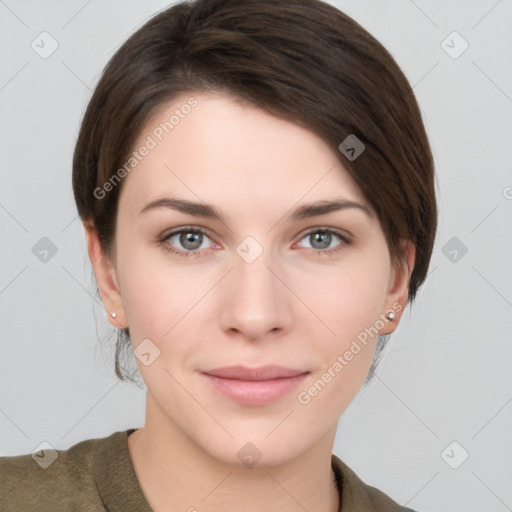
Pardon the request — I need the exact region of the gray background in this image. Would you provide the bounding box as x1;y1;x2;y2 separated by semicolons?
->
1;1;511;510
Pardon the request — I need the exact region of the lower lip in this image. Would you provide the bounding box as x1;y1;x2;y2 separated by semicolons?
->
202;373;309;406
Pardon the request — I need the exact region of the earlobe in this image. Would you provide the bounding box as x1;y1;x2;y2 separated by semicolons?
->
379;240;415;335
83;221;127;328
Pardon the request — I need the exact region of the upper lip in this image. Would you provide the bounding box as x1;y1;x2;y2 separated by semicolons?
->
203;365;309;381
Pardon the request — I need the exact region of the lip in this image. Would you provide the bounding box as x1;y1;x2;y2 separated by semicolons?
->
203;365;308;380
201;365;309;406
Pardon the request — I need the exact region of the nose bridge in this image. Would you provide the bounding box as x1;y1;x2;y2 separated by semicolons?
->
222;233;288;336
233;233;279;298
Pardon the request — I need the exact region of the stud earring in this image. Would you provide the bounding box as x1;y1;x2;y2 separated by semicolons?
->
111;312;117;319
386;311;395;321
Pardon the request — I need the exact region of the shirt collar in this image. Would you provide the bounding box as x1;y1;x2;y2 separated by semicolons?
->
94;429;153;512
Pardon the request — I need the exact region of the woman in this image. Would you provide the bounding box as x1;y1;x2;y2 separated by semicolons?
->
0;0;436;510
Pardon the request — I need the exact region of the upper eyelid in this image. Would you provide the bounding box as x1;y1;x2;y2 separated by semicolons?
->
163;225;216;242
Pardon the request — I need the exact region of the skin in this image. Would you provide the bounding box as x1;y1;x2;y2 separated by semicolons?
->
85;91;415;512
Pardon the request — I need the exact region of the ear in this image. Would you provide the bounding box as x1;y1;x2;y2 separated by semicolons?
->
83;221;127;329
379;240;415;335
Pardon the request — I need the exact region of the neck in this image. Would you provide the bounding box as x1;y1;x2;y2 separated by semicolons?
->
127;393;340;512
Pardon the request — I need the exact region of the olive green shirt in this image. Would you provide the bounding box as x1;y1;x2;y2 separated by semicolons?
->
0;429;416;511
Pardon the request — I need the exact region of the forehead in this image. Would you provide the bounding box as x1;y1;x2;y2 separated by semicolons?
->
118;91;370;220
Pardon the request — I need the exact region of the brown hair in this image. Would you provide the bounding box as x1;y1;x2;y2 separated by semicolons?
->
72;0;438;384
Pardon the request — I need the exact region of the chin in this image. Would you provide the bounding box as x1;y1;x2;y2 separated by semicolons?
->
197;426;313;469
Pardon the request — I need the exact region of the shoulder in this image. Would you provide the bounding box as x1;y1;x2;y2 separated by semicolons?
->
331;454;418;512
0;431;126;512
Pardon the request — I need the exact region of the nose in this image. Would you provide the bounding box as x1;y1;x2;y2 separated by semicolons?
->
220;242;292;341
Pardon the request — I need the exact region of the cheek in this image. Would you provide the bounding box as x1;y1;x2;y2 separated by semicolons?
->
294;251;390;397
115;237;175;341
298;250;390;343
119;233;390;336
117;225;390;367
115;238;222;366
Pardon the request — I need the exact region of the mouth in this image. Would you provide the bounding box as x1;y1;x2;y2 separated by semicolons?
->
201;365;310;406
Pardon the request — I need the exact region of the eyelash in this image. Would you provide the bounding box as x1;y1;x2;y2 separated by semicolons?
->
158;226;351;258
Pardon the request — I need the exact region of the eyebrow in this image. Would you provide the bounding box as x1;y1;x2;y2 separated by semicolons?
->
139;196;371;222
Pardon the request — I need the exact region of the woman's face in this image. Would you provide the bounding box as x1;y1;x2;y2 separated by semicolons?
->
90;90;413;466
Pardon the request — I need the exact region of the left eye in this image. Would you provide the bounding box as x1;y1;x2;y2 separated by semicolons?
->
296;229;348;252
